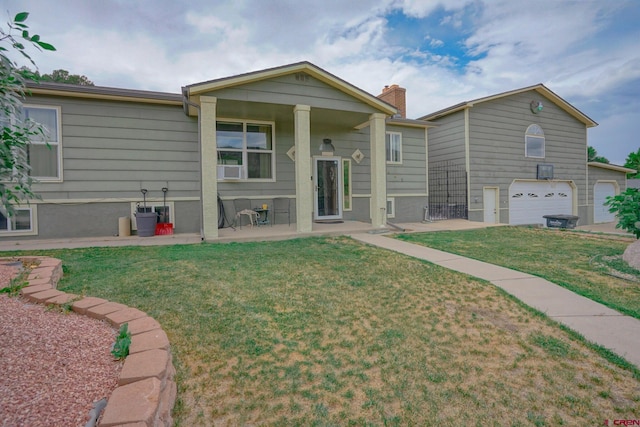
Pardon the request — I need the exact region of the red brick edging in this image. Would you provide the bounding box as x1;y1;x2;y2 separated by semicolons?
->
15;257;177;427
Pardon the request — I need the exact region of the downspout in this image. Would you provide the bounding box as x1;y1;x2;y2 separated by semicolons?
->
182;93;205;241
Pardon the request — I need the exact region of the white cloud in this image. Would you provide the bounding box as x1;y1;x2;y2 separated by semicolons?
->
3;0;638;163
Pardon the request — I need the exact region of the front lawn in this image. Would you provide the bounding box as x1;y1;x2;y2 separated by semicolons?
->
3;236;639;425
395;227;640;319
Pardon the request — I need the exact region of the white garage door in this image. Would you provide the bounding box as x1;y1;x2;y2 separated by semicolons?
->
509;181;573;225
594;182;616;223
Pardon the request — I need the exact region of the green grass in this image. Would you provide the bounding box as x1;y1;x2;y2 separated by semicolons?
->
396;226;640;319
3;236;640;425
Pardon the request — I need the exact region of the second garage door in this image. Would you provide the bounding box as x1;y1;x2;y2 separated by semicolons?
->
594;182;616;223
509;181;574;225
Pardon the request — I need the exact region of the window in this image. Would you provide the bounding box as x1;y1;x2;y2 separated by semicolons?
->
24;106;62;180
386;198;395;218
0;207;34;234
525;124;545;158
216;120;274;180
130;202;175;230
385;132;402;164
1;105;61;181
342;159;352;211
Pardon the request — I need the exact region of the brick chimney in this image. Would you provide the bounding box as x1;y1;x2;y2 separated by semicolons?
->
377;84;406;118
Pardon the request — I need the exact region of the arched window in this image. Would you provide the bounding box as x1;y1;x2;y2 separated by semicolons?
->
525;124;545;158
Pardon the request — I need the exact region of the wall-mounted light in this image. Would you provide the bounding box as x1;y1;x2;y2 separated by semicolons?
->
319;138;335;153
530;100;543;114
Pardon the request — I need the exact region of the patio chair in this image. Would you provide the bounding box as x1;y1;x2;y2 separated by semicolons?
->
272;197;291;226
233;198;253;228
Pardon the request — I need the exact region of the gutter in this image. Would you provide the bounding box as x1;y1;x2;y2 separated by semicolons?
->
182;94;205;241
386;222;406;232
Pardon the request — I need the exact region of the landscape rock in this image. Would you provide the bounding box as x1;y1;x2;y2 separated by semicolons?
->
623;239;640;270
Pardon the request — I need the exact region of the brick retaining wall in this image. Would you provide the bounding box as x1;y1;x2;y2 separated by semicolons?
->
13;256;176;427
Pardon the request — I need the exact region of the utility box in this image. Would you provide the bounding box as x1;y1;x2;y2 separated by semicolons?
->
543;214;579;229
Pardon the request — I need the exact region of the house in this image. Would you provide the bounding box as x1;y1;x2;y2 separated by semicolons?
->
418;84;632;226
2;62;432;241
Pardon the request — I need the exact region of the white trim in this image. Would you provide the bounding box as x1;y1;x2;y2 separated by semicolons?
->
386;197;395;218
525;124;545;159
588;162;636;174
24;104;63;182
508;180;576;225
313;156;343;221
593;180;618;223
130;201;175;231
387;193;429;197
342;158;352;211
483;186;499;224
0;205;38;237
30;196;198;204
216;118;276;182
385;131;402;164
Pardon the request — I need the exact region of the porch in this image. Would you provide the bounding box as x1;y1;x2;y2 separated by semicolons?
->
0;220;503;251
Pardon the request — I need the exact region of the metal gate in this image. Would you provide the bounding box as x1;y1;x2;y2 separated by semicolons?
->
428;161;468;220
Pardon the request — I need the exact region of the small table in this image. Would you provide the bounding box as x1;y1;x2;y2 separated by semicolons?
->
253;208;269;226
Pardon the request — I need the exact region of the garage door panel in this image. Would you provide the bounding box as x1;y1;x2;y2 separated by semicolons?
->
594;182;616;223
509;181;573;225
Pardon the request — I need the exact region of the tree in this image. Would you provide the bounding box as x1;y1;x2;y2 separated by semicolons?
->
624;148;640;179
587;146;609;164
605;188;640;238
0;12;55;217
22;67;94;86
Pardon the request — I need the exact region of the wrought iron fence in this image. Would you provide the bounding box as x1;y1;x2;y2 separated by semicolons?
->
428;161;468;220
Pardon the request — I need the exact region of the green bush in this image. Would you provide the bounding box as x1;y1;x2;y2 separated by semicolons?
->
605;188;640;238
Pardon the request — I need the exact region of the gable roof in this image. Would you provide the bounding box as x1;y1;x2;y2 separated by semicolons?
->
419;84;597;128
182;61;397;115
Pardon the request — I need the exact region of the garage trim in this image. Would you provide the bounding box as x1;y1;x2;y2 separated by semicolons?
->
508;179;577;225
593;180;619;223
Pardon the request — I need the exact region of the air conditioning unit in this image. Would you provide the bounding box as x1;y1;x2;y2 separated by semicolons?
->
218;165;243;180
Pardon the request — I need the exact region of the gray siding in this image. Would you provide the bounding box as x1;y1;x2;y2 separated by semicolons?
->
210;74;380;114
386;125;427;195
588;165;628;194
466;91;588;224
28;95;200;200
10;200;200;240
425;111;466;165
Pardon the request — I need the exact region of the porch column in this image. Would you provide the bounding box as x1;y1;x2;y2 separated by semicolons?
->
200;96;218;240
294;104;312;233
370;113;387;228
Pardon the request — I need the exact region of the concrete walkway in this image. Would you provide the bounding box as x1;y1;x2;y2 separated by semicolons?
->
352;232;640;368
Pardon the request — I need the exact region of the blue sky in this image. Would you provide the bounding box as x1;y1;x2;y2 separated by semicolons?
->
4;0;639;164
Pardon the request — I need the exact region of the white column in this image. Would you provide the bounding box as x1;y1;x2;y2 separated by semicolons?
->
370;113;387;228
200;96;218;240
294;105;312;233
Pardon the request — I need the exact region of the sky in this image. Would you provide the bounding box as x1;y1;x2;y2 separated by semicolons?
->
4;0;639;165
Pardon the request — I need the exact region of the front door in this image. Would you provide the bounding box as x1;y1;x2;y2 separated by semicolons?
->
314;157;342;220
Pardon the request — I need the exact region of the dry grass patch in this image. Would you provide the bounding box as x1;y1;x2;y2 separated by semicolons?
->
396;226;640;319
5;237;640;425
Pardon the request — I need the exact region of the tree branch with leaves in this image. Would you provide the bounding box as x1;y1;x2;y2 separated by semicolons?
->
0;12;55;217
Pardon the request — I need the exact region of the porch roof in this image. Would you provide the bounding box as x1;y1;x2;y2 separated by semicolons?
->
182;61;398;117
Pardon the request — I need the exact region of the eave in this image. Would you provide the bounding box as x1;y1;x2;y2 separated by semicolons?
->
183;61;397;116
588;162;636;174
26;81;183;105
419;84;598;128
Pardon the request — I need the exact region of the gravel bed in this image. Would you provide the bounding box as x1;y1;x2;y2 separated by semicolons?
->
0;263;122;427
